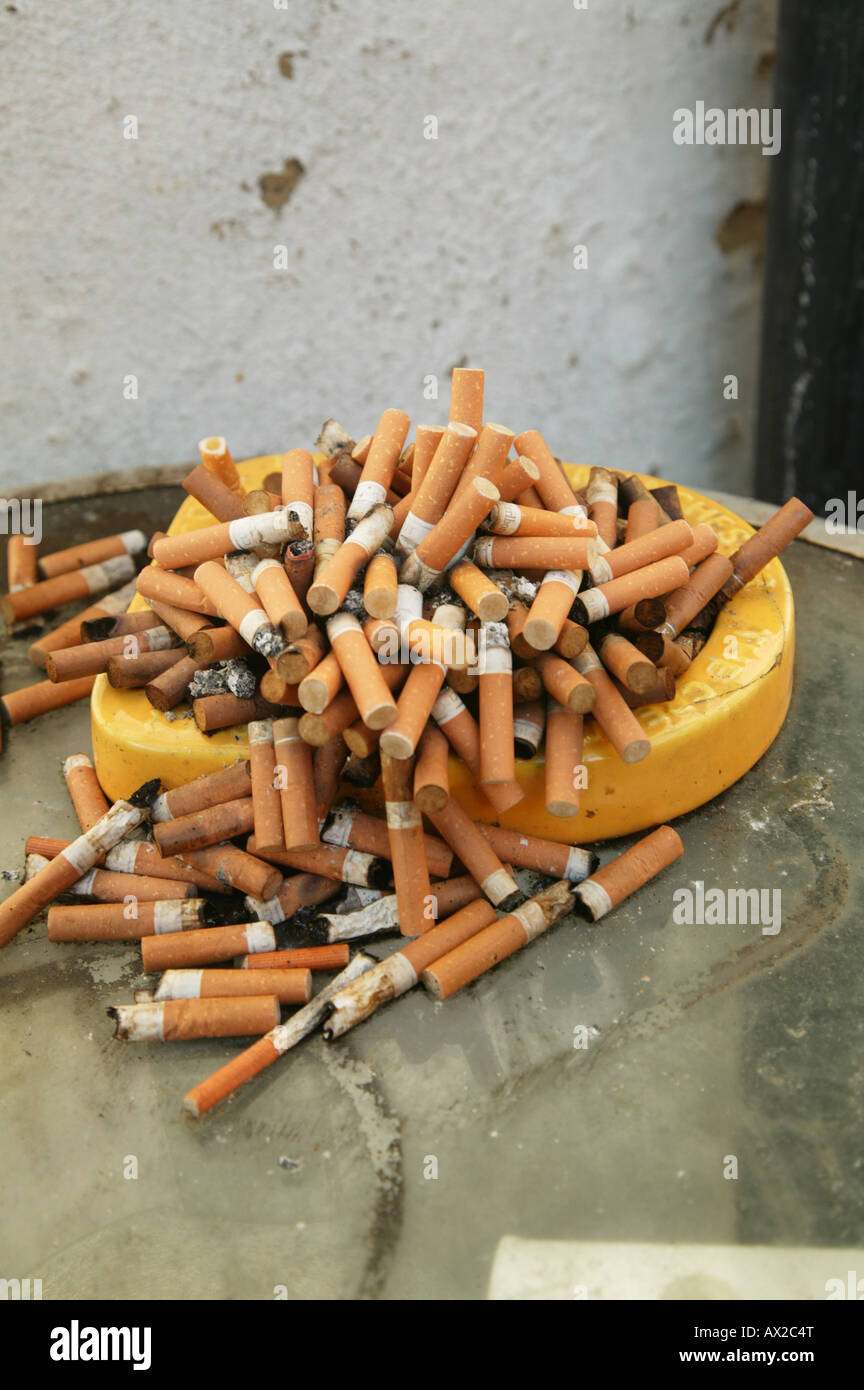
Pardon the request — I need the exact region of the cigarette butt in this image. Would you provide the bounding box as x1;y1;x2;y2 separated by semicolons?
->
450;422;514;505
273;717;319;850
410;425;446;492
177;842;282;899
281;448;316;538
106;647;185;689
240;943;350;971
111;994;280;1041
145;653;207;710
347;409;411;522
449;559;509;622
657;553;735;639
428;797;521;909
636;630;691;676
186;625;251;664
330;453;400;507
506;601;535;660
182;462;247;522
722;496;814;599
513;696;546;758
251;558;307;642
472;536;597;572
297;688;360;745
282;544;315;606
247;838;390;888
343;717;381;759
555;617;589;660
62;753;110;831
589;518;694;585
1;674;96;726
612;666;677;708
243;871;341;926
38;530;147;580
80;609;163;643
1;554;137;624
535;652;596;714
194;561;283;656
351;435;372;464
193;691;282;733
571;555;690;624
486;503;595;538
597;632;658;695
446;668;478;695
477;622;516;788
248;720;285;853
617;597;668;633
449;367;484;434
380;752;431;936
480;822;595;881
586;467;619;550
431;684;482;772
48;898;209;942
0;793;153;948
24;837;227;896
326;614;398;729
573;644;651;763
152;796;254;856
313;483;347;578
144;598;212;645
406;477;500;585
396;424;476;554
678;523;720;569
523;570;582;650
154;968;311;1006
315;419;353;459
26;580;135;667
307;504;395;615
380;660;446;759
182;952;375;1115
625;495;663;543
649;484;683;521
323;802;454;879
136;565;219;617
512;431;586;517
7;534;38;593
496;456;541;504
545;701;584;816
68;868;196;903
413;724;450;813
575;825;684;920
141;919;276;971
421;880;574;1000
313;735;349;822
275;624;327;683
363;551;398;619
151;760;251;822
198;436;244;498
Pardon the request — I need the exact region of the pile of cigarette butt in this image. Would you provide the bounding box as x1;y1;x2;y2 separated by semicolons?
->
0;369;814;1116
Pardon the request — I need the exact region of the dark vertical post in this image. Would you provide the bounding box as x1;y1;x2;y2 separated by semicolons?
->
755;1;864;513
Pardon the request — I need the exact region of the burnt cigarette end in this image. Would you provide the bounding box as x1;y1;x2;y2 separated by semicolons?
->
201;897;249;926
369;859;394;890
129;778;162;810
499;888;525;914
106;1006;127;1039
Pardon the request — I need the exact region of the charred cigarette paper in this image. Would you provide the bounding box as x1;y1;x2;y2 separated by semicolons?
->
313;482;347;579
48;898;210;942
247;839;390;889
473;535;597;572
314;871;485;943
62;754;110;831
315;419;354;458
428;797;521;910
308;503;394;616
422;880;575;1000
598;632;658;695
38;530;147;580
380;659;447;760
402;478;500;590
585;468;619;550
0;789;156;949
182;462;247;522
327;613;398;729
571;554;690;624
198;436;244;497
450;559;509;622
347;409;411;522
396;423;476;556
656;553;735;640
545;701;584;817
141;920;276;972
523;570;582;650
154;968;311;1007
449;367;484;435
183;952;375;1115
136;566;219;616
536;652;596;714
177;842;281;899
512;430;588;520
0;673;96;727
721;497;814;600
152;796;254;856
480;823;595;881
574;824;684;920
380;753;432;937
247;720;285;854
271;717;319;850
323;802;454;878
485;503;595;538
413;724;450;813
243;871;341;926
363;551;398;619
589;518;694;585
280;447;316;540
111;994;280;1042
1;554;136;625
80;609;164;644
27;577;137;668
106;648;185;690
151;761;251;822
193;561;284;657
151;513;296;569
477;621;517;792
240;943;350;971
249;559;307;642
573;644;651;763
325;898;498;1038
513;697;546;759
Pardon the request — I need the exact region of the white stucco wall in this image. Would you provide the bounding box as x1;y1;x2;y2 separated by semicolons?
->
0;0;777;495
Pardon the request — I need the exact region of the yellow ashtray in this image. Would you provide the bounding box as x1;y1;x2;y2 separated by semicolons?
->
92;456;794;843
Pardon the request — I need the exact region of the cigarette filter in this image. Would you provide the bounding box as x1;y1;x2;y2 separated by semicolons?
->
154;968;311;1006
141;920;276;971
545;701;584;817
574;825;684;920
48;898;209;942
111;995;280;1041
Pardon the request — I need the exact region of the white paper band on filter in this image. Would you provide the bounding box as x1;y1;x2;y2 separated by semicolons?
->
565;846;595;882
589;556;615;585
349;480;387;520
577;879;614;921
352;886;382;907
100;580;138;614
349;505;394;556
111;1003;165;1042
154;969;203;1001
396;511;435;555
244;894;284;925
587;476;618;508
83;553;136;593
472;537;494;567
68;868;97;894
269;952;377;1054
513;900;552;945
327;612;361;642
150;793;172;823
542;569;582;596
71;800;146;867
577;589;611;623
489;502;522;535
322;806;355;847
325;951;418;1037
244;922;277;953
386;801;422;831
148;626;178;651
574;645;603;675
343;849;377;885
513;717;541;746
152;900;186;934
105;842;140;873
395;584;423;634
431;687;465;726
482;867;519;905
317;894;400;942
238;608;271;645
62;753;92;775
119;529;148;554
477;645;511;675
247;718;274;745
559;503;590;525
